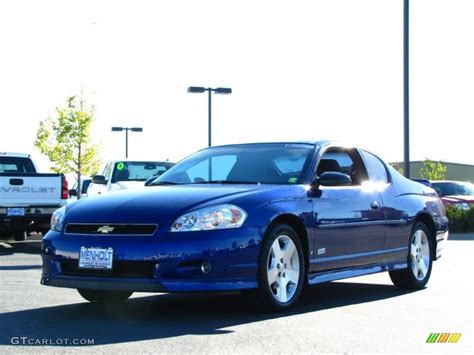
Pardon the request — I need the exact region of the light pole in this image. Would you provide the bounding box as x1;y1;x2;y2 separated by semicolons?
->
187;86;232;147
111;126;143;158
403;0;410;178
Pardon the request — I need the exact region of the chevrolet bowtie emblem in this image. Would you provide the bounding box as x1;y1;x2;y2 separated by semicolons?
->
97;225;115;234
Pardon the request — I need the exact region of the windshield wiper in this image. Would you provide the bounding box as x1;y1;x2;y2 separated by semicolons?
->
148;181;182;186
191;180;260;185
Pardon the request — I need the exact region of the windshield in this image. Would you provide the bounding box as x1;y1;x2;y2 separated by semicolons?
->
432;182;474;196
111;162;173;182
153;143;316;185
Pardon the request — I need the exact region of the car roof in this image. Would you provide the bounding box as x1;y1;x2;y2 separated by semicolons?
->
107;160;173;164
208;140;351;150
431;180;472;184
0;152;30;158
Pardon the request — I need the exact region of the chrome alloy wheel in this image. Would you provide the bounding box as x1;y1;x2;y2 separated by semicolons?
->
410;229;430;281
267;235;300;303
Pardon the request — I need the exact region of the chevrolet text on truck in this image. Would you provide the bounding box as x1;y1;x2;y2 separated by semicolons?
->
0;152;68;240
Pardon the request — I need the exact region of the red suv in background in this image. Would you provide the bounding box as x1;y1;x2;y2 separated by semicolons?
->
431;180;474;210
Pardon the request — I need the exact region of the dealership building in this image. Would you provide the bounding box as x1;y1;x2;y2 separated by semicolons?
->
391;161;474;182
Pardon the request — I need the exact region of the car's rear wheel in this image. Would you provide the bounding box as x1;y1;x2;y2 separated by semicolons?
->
77;289;133;303
14;231;27;241
256;224;304;312
389;222;433;289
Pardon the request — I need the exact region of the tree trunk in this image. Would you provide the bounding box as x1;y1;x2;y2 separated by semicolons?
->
77;143;82;199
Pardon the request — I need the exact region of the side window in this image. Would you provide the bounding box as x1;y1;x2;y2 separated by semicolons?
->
101;163;109;176
103;163;113;182
317;149;368;186
361;150;389;183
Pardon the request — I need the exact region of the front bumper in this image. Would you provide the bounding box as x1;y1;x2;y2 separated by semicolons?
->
41;227;262;292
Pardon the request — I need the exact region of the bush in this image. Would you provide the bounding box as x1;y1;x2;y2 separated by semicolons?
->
445;205;474;232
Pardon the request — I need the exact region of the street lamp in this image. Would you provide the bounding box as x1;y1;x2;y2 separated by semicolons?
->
403;0;410;178
111;126;143;158
187;86;232;147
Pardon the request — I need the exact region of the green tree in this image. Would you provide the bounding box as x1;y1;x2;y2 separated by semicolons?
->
35;96;100;198
419;159;447;180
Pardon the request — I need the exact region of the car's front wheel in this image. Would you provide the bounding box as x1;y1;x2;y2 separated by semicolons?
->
389;222;433;289
257;224;304;312
77;289;133;303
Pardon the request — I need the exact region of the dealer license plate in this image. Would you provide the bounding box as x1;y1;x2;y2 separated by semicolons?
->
79;247;114;269
7;207;25;216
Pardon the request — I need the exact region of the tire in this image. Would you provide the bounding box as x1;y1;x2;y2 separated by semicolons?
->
14;231;27;241
256;224;305;312
77;289;133;303
389;222;433;289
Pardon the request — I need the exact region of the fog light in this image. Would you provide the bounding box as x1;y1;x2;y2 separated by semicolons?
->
201;262;212;274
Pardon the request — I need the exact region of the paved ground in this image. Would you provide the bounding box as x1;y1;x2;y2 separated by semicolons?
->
0;233;472;354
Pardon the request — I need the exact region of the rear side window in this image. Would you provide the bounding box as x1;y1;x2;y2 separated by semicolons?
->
361;150;389;183
0;157;36;173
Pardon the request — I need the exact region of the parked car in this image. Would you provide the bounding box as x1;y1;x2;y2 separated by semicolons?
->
0;152;68;240
68;177;92;201
87;160;174;197
430;180;474;210
41;141;448;311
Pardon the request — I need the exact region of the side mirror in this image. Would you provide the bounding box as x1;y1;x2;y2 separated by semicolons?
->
68;189;77;197
92;175;107;185
315;172;352;187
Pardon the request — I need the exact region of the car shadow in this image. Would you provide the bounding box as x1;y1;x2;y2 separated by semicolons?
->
0;239;42;256
0;265;42;270
0;281;415;346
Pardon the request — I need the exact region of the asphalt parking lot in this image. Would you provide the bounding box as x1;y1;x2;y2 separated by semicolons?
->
0;233;472;353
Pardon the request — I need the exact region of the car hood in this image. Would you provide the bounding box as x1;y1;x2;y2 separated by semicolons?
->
114;181;145;190
441;195;474;204
64;184;303;225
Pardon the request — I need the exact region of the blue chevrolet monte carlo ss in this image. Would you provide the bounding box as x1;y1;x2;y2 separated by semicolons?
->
41;141;448;312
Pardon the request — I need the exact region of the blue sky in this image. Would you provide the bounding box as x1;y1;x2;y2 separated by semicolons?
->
0;0;472;171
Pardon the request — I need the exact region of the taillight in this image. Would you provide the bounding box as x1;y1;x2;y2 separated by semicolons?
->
61;174;68;199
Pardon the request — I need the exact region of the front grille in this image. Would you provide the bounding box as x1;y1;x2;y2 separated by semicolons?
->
65;223;157;235
60;260;156;279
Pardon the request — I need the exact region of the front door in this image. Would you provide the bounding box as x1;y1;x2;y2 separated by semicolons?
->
310;148;386;272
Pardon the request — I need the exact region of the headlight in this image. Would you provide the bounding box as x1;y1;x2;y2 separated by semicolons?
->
51;206;66;232
171;204;247;232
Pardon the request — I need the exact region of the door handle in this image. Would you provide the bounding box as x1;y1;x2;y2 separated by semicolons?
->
9;178;24;186
370;201;380;210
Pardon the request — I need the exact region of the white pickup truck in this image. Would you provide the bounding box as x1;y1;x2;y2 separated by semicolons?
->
87;160;174;197
0;152;68;240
